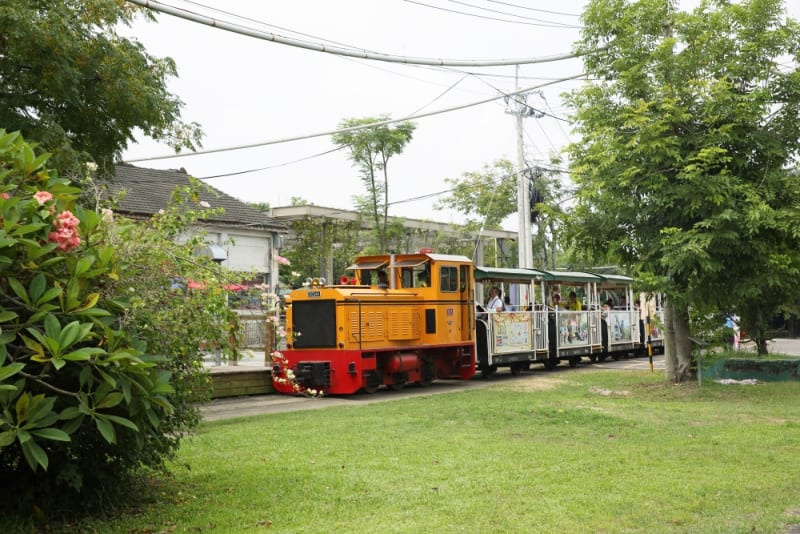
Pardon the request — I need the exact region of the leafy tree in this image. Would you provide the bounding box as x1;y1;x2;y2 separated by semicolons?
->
565;0;800;378
332;116;415;253
0;130;233;514
437;159;567;268
0;0;201;176
282;217;361;285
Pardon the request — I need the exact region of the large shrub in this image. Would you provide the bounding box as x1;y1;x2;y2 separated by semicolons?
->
0;130;236;513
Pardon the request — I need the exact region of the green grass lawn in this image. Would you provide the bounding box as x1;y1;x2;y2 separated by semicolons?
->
16;371;800;533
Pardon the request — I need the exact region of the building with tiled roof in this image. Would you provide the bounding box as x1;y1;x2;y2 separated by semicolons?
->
110;164;286;288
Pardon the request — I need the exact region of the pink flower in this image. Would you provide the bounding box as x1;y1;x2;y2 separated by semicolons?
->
0;193;9;200
33;191;54;205
275;254;291;266
55;211;80;228
47;210;81;252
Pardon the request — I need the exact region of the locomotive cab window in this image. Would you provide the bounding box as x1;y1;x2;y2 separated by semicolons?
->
390;258;430;288
440;266;458;292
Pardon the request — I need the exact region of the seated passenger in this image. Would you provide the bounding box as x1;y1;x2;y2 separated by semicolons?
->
486;287;504;312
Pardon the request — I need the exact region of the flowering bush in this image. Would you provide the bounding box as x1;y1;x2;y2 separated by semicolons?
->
0;130;235;512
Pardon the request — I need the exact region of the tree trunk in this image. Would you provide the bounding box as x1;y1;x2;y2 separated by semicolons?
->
673;304;692;381
663;296;676;379
663;297;692;382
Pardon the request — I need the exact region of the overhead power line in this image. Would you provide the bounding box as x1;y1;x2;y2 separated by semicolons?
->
124;74;585;162
403;0;581;28
126;0;588;67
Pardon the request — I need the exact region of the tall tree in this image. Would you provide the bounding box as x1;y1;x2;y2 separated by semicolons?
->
0;0;201;176
332;116;415;253
565;0;800;379
437;159;567;268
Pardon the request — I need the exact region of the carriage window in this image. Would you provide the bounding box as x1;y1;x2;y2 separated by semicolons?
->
440;266;458;292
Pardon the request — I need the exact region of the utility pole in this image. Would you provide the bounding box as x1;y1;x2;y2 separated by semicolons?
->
505;66;543;304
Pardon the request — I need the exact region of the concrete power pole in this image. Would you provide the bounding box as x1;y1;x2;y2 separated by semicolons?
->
505;66;543;304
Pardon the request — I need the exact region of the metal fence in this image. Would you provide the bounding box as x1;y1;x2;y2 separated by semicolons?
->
236;311;267;349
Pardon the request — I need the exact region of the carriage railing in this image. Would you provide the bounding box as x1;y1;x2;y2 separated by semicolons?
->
553;309;601;349
487;309;549;355
606;310;640;347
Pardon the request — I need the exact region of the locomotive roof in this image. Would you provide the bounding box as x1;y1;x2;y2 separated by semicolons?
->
347;253;472;270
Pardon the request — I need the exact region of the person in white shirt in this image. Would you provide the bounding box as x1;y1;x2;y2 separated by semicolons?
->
486;287;504;312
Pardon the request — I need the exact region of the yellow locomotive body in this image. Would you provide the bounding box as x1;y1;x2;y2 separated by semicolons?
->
272;253;476;395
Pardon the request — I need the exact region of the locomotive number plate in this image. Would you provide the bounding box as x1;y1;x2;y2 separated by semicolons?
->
307;291;321;297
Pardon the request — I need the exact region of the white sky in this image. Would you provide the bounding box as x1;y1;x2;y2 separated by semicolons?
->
120;0;797;231
120;0;588;230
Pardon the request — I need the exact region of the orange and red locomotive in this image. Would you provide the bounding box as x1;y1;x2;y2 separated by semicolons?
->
271;253;476;395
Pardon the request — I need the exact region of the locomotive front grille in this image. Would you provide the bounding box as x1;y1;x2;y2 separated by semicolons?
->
292;300;337;348
294;361;331;389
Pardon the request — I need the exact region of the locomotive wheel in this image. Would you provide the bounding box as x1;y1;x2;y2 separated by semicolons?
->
363;384;379;394
509;362;525;376
480;365;497;378
588;355;598;363
569;356;581;367
389;382;405;391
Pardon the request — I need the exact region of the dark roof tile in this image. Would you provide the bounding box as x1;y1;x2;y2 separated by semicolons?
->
110;164;285;232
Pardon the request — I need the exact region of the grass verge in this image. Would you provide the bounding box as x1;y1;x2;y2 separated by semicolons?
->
8;371;800;533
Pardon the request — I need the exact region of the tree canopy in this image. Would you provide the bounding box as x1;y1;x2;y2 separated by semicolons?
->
0;0;201;175
332;116;416;253
437;159;567;269
565;0;800;373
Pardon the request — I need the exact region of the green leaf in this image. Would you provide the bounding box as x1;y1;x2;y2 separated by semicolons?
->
23;394;56;426
0;430;15;447
96;367;117;388
95;391;124;410
7;277;29;306
57;321;85;351
94;416;116;444
70;308;111;318
103;414;139;432
62;347;105;362
15;393;30;423
0;362;25;381
43;314;61;342
73;256;94;277
0;310;19;323
29;427;71;442
21;438;48;471
35;287;62;307
12;223;46;238
61;414;84;435
29;273;46;304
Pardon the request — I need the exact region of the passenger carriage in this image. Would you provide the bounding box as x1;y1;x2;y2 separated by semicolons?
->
542;270;605;367
473;266;550;377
